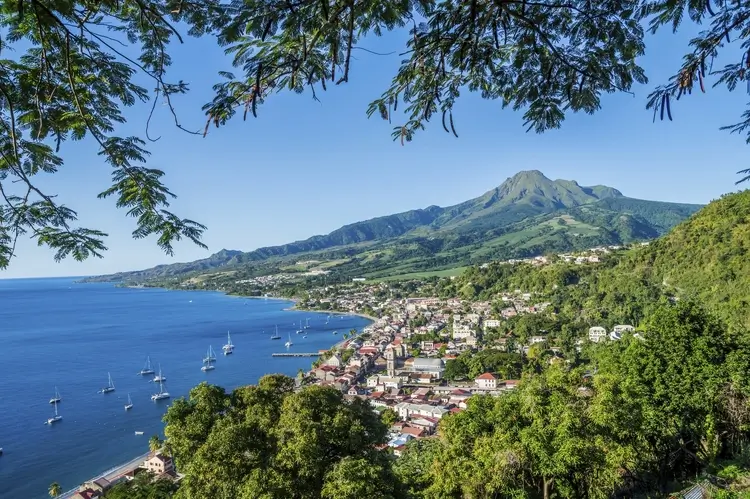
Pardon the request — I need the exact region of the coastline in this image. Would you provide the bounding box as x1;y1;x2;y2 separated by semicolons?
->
51;282;374;497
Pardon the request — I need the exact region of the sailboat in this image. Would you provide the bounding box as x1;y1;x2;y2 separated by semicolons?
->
139;356;155;376
201;346;216;372
153;364;166;383
270;325;281;340
333;330;338;335
125;393;133;411
222;331;234;355
304;318;310;329
151;378;170;401
46;399;62;424
203;345;217;364
325;315;330;324
100;372;115;394
49;387;62;404
296;321;304;334
285;332;293;348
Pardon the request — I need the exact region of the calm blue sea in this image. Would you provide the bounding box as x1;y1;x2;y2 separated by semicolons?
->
0;277;370;498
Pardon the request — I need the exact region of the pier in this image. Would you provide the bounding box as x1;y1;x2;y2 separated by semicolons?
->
271;352;321;357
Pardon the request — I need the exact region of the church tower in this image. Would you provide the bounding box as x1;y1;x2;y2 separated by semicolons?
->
385;347;396;376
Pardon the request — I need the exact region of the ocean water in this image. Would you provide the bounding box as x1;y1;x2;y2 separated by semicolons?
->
0;277;370;498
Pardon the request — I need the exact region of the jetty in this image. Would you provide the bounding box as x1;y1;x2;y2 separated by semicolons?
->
271;352;321;357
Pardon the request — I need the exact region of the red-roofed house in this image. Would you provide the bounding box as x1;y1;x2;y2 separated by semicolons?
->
475;373;498;389
72;490;101;499
401;426;426;438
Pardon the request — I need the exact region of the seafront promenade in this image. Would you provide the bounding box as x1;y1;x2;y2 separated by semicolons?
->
59;451;150;498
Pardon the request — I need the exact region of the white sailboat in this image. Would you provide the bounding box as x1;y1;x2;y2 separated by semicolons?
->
46;399;62;424
201;346;216;372
271;325;281;340
296;321;304;334
153;364;166;383
304;318;310;329
285;332;293;348
139;356;155;376
203;345;217;364
101;372;115;394
222;331;234;355
151;378;170;401
49;386;62;404
125;393;133;411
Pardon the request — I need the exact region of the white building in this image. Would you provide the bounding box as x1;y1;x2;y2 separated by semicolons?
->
412;358;446;379
394;402;450;420
483;319;502;329
588;326;607;343
475;373;497;389
613;324;635;334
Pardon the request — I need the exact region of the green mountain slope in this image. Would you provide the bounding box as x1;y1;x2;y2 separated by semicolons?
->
82;171;703;283
622;189;750;328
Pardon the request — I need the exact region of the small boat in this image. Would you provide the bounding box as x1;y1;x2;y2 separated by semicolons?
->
0;447;3;455
285;332;293;348
46;399;62;425
203;345;217;364
151;378;170;401
333;331;338;335
125;393;133;411
303;335;308;339
135;431;144;436
139;356;155;376
100;372;115;394
304;318;310;329
296;321;304;334
271;325;281;340
153;364;166;383
201;346;216;372
49;386;62;404
222;331;234;355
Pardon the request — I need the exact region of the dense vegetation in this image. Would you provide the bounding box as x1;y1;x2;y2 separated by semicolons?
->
162;375;396;499
150;303;750;499
84;171;700;284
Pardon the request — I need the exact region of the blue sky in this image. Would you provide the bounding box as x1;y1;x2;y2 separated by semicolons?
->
2;23;748;278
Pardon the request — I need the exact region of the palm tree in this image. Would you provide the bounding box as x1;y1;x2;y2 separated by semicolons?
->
149;435;163;453
48;482;61;498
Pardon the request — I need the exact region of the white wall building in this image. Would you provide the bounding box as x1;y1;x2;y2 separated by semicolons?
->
588;326;607;343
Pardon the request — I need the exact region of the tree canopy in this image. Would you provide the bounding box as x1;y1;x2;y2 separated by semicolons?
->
162;375;394;499
0;0;746;269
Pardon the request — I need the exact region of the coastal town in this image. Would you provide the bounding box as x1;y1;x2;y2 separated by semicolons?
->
58;245;642;496
291;247;638;456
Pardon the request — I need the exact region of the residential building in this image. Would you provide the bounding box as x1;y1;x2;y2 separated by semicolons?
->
588;326;607;343
144;452;175;475
475;373;498;390
412;358;445;379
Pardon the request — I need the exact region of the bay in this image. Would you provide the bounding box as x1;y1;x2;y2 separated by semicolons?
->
0;277;370;498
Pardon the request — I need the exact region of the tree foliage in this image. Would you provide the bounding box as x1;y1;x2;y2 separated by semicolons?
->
105;473;178;499
0;0;219;270
396;302;750;497
163;375;393;499
1;0;746;269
